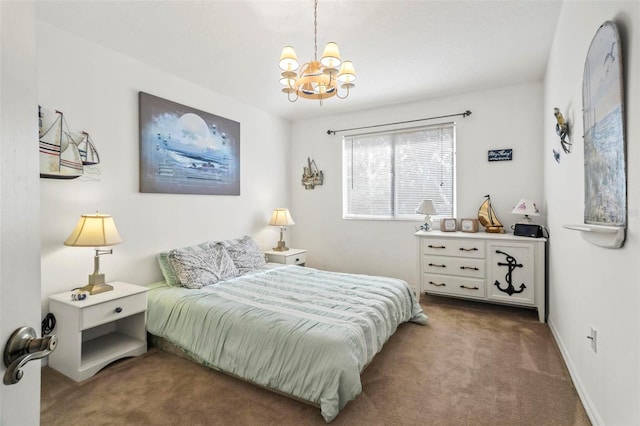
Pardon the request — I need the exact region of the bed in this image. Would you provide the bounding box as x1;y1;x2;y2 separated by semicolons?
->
146;236;427;422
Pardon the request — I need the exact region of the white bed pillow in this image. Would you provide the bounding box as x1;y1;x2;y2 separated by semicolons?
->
222;235;266;274
168;243;238;289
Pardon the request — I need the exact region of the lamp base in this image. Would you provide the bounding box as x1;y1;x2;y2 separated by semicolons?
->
519;215;533;224
420;222;432;231
79;273;113;295
272;240;289;251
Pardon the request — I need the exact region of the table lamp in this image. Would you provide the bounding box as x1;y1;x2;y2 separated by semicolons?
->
511;199;540;224
416;199;437;231
64;213;123;294
268;208;295;251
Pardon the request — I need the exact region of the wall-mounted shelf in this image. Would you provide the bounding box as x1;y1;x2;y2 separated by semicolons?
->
563;224;625;249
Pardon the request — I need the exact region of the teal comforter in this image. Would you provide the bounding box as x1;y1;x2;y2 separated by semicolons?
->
146;265;427;422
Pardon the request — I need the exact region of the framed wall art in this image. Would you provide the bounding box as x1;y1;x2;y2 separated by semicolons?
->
582;21;626;227
488;148;512;162
139;92;240;195
565;21;626;249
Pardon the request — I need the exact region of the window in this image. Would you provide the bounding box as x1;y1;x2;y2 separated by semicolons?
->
343;123;455;220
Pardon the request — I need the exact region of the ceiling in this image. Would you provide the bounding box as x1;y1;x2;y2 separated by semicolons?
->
34;0;563;121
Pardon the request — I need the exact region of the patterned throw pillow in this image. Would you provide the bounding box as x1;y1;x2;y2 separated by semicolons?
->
168;244;238;289
157;241;210;287
223;236;266;274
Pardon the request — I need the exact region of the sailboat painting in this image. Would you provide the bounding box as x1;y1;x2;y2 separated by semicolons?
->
39;106;100;179
138;92;240;195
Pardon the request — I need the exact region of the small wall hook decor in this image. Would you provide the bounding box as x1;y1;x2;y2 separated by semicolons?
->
301;157;323;189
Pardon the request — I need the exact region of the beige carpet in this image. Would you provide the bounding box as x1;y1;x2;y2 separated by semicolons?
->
41;295;590;425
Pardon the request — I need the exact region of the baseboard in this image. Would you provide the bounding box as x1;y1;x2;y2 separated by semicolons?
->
547;316;603;426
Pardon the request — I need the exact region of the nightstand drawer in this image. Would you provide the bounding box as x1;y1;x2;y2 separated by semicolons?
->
81;292;146;330
284;252;306;265
264;248;307;266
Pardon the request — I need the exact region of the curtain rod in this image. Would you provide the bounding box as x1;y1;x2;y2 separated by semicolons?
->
326;110;472;135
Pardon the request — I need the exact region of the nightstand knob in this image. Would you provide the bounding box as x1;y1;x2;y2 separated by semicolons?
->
115;307;123;314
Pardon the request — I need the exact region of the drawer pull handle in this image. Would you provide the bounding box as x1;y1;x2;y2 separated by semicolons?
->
460;266;479;271
428;263;446;268
429;281;446;287
295;258;300;262
428;245;446;249
459;247;478;252
460;285;479;290
114;307;123;314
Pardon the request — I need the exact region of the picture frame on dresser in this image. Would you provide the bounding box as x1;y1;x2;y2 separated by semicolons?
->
461;218;479;233
440;218;457;232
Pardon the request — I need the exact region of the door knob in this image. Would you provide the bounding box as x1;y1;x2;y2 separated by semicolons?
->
3;326;57;385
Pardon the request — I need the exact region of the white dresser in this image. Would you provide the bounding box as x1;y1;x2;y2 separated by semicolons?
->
415;230;546;322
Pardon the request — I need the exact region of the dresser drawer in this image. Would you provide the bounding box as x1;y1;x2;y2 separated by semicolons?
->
422;274;486;299
81;292;147;330
422;256;485;278
421;238;485;258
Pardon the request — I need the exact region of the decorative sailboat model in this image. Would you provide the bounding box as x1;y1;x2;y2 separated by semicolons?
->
478;194;504;233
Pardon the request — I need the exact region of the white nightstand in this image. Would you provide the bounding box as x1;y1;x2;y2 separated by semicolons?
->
264;248;307;266
48;281;149;381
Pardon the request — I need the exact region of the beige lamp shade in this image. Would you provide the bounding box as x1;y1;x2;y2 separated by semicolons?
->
279;46;300;71
337;60;357;83
64;213;123;247
416;200;437;215
268;208;295;227
320;42;342;68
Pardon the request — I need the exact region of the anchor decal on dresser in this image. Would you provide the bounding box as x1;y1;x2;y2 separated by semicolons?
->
494;250;525;296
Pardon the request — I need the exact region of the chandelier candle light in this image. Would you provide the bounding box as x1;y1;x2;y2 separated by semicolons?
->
278;0;356;104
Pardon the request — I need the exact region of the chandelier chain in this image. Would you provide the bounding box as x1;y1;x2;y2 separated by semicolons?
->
313;0;318;61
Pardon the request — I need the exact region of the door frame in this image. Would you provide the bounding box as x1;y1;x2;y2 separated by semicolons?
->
0;2;42;424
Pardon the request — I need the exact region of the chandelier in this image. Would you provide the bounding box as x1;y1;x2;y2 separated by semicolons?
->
278;0;356;104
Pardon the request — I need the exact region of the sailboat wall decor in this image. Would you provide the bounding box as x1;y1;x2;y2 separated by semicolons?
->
478;194;505;233
38;105;100;179
301;157;323;189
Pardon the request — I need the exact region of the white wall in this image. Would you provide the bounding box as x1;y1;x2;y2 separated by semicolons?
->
37;23;291;306
544;2;639;425
290;82;544;288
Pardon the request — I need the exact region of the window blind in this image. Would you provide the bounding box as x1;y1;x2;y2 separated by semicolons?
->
343;123;455;220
